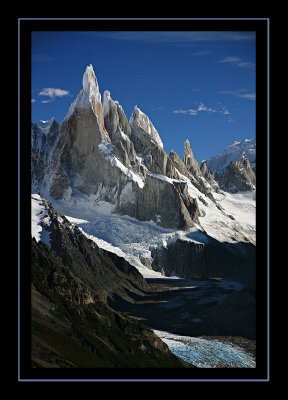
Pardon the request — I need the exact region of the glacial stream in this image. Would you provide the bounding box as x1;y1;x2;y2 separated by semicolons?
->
154;330;256;368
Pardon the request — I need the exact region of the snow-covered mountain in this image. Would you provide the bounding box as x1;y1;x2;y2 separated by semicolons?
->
31;64;256;280
204;139;256;176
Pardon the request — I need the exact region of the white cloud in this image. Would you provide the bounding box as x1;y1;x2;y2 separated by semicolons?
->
39;88;70;99
31;98;36;103
217;56;241;64
216;56;255;68
173;102;231;116
238;93;256;100
173;109;198;116
197;102;208;112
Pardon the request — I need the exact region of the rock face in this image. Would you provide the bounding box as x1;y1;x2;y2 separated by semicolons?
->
31;237;190;368
34;196;148;302
31;65;208;230
183;139;201;176
31;63;255;238
219;152;256;193
151;238;256;284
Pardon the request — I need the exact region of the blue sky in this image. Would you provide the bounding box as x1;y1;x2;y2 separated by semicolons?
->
31;30;256;162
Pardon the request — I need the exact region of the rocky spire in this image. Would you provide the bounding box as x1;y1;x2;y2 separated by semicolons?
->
183;139;200;174
129;106;163;149
65;64;106;131
103;90;131;138
219;151;256;193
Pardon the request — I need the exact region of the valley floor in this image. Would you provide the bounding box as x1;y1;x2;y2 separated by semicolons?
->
110;277;256;368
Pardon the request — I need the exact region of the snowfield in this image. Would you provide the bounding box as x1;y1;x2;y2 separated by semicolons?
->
32;177;255;278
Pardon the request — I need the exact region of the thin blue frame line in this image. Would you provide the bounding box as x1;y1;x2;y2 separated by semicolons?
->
19;16;267;383
18;17;269;21
18;17;21;382
19;380;270;382
266;17;270;382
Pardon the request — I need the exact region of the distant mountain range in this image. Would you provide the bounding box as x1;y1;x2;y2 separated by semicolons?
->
204;138;256;176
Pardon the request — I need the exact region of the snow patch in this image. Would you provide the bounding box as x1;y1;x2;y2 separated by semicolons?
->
98;141;115;155
31;194;51;247
109;156;145;189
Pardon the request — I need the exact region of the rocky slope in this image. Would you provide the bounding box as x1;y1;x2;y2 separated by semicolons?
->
32;194;148;303
31;197;192;368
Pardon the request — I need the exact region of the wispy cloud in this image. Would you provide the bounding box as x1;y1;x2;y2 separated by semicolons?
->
84;31;255;44
38;87;70;103
173;102;231;116
31;98;36;103
216;56;255;68
237;93;256;100
174;109;198;116
219;90;256;101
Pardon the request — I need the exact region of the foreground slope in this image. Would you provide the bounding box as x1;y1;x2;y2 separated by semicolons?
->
31;196;191;368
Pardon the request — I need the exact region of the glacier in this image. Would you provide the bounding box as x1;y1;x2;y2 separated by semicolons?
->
153;330;256;368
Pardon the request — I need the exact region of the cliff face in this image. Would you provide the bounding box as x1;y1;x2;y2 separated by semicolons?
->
151;238;256;285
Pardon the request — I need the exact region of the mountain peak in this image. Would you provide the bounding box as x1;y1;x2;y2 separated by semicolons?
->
65;64;105;130
129;106;163;149
82;64;101;104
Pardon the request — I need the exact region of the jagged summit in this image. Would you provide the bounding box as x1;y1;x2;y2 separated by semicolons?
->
205;138;256;176
82;64;99;95
183;139;201;175
32;64;256;240
129;106;163;149
65;64;105;131
219;151;256;193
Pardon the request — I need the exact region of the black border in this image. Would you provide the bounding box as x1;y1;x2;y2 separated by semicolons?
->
18;18;269;382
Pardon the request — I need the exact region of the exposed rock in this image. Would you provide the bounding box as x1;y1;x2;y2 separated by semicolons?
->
151;238;256;283
219;152;256;193
31;64;254;234
31;237;191;368
200;161;219;192
116;175;196;229
37;196;148;303
204;138;256;176
183;139;201;176
129;105;163;149
103;90;139;169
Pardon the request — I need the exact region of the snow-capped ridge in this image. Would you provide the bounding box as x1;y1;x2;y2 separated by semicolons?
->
205;138;256;176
